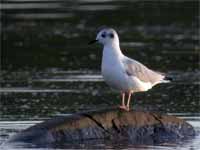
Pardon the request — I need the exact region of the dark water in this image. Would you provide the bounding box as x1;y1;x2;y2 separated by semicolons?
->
0;0;200;149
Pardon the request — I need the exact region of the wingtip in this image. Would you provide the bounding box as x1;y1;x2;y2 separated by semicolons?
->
164;76;173;82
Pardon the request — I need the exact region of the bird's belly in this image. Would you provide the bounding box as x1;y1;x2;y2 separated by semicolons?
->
102;65;129;91
102;65;152;92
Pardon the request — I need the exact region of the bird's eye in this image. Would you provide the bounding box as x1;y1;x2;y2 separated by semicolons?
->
101;33;106;38
109;33;114;38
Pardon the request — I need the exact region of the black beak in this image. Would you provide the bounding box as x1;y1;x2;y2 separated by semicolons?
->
88;40;98;45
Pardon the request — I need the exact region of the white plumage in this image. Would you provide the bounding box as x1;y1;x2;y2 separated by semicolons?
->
90;28;169;111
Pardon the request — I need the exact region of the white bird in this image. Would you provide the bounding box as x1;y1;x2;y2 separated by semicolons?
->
89;28;170;111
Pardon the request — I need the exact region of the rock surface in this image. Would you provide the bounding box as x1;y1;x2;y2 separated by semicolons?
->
8;108;195;147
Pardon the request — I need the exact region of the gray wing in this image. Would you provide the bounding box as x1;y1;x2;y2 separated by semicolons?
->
123;57;165;84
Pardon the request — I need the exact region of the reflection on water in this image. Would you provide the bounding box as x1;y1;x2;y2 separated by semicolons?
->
1;0;199;149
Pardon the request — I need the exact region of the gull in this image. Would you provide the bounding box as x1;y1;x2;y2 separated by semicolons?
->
89;28;170;111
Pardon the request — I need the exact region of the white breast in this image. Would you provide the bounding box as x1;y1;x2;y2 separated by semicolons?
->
101;47;128;91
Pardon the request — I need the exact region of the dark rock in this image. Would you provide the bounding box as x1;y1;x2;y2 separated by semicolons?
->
8;108;195;147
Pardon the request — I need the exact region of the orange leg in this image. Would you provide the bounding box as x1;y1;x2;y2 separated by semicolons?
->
119;92;126;110
126;91;132;111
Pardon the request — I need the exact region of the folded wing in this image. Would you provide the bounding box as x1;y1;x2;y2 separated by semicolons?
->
123;57;166;86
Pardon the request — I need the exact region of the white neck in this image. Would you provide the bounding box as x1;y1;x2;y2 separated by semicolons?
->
103;42;122;58
101;42;124;75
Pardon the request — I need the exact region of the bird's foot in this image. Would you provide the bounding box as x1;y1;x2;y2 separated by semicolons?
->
119;105;130;111
126;107;130;111
119;105;126;110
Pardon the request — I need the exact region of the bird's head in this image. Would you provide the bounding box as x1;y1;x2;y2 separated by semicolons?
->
89;28;119;47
